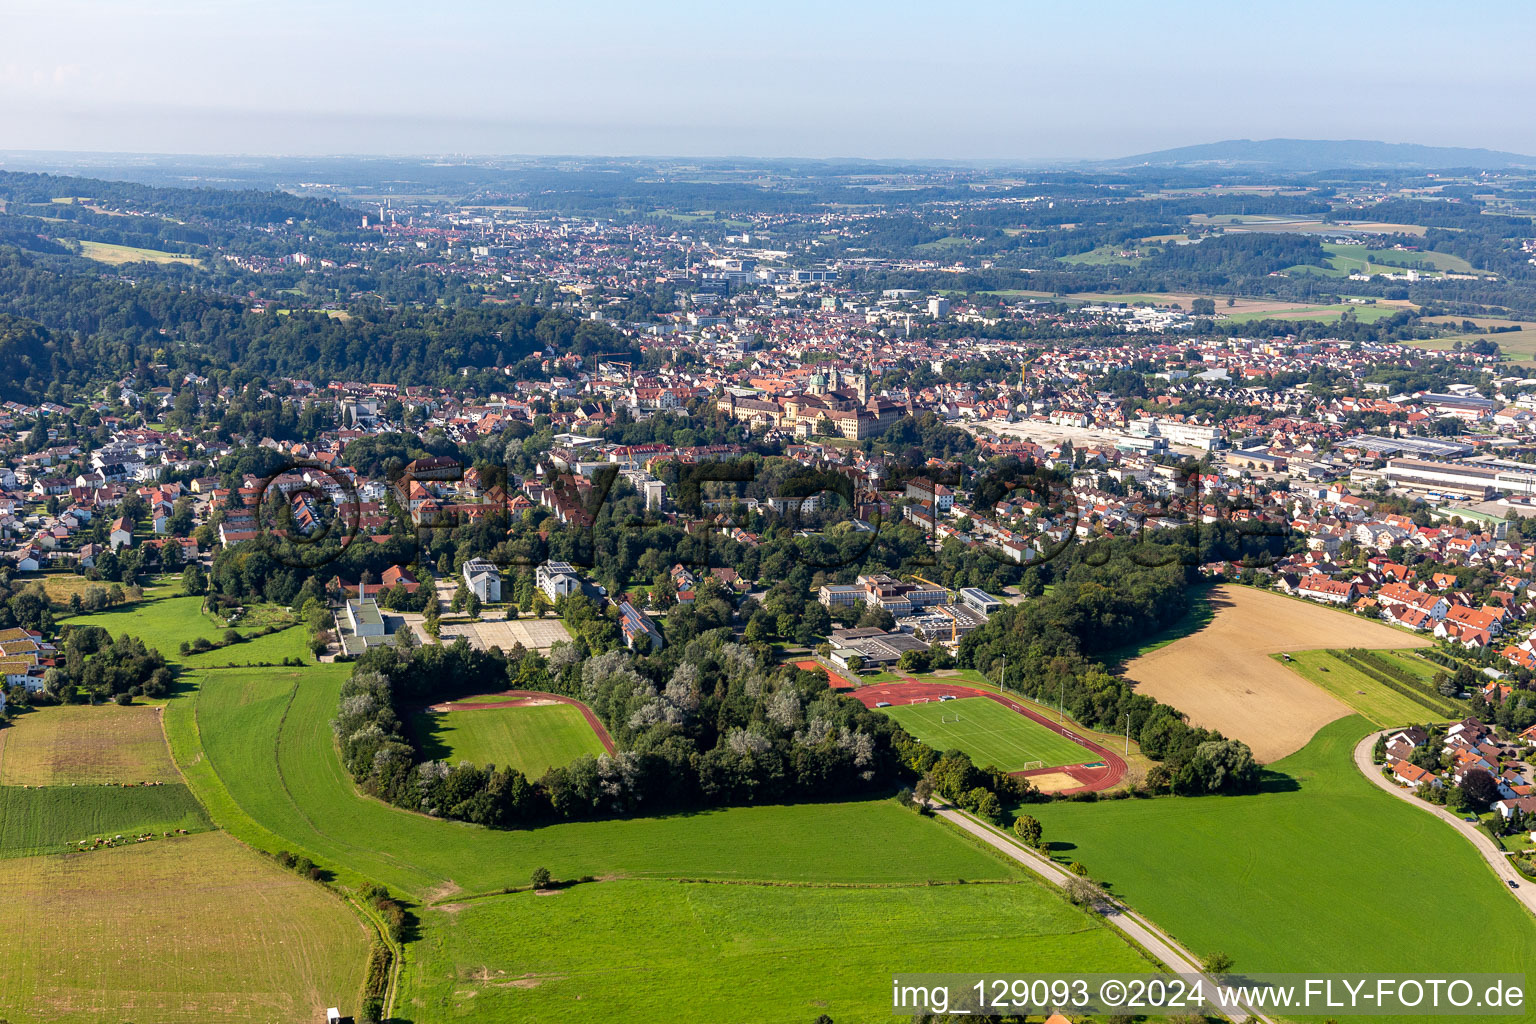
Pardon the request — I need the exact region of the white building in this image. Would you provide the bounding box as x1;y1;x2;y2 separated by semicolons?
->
344;597;385;638
1130;417;1224;450
536;560;581;603
463;559;502;603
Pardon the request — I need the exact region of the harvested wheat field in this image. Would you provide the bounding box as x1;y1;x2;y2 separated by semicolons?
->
1121;586;1429;762
0;832;371;1024
0;705;180;787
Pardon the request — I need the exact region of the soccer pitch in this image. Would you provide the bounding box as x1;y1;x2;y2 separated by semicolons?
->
881;697;1090;772
411;702;608;779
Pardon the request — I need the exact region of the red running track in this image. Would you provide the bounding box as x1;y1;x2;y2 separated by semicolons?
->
427;690;616;755
848;680;1127;794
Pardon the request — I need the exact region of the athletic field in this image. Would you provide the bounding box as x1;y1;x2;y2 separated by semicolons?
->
412;702;607;778
882;697;1089;771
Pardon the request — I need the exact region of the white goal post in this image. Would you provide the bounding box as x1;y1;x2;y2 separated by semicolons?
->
1020;760;1045;771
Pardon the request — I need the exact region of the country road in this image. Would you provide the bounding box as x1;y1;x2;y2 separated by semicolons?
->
1351;731;1536;918
937;806;1277;1024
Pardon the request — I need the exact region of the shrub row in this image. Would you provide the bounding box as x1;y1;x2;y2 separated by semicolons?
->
1330;650;1458;717
272;849;325;882
1351;647;1456;712
176;622;294;656
358;882;410;943
359;942;390;1023
1348;648;1451;702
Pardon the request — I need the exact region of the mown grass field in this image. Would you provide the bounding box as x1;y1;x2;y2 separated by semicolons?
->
1277;648;1464;727
73;238;203;267
179;624;310;668
406;878;1148;1024
1027;718;1536;1000
1285;241;1478;279
411;702;606;778
59;595;306;667
172;666;1024;895
0;704;180;785
1222;302;1404;324
35;572;178;608
1408;316;1536;363
899;671;1156;781
0;832;370;1024
881;697;1087;771
0;784;211;857
168;663;1158;1022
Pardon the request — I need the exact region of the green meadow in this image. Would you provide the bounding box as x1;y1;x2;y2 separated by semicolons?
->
0;784;211;858
165;664;1156;1022
406;878;1145;1024
411;702;606;778
170;666;1026;894
59;594;308;667
1278;649;1464;726
1284;241;1478;279
1027;717;1536;1013
880;697;1089;770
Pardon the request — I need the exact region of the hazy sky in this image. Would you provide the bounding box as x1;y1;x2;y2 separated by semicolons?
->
3;0;1534;160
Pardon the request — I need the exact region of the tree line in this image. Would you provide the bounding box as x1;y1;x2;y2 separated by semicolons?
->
959;539;1262;796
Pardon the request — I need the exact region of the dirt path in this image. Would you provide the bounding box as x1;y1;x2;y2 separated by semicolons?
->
427;690;616;755
850;680;1126;794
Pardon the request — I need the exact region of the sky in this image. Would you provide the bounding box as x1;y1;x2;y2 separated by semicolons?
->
3;0;1534;161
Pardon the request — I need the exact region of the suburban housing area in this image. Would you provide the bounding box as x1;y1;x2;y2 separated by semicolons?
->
6;135;1536;1024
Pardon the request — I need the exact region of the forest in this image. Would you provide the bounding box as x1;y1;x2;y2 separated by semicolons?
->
0;246;633;399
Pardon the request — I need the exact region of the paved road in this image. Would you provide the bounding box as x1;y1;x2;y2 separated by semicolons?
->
937;806;1276;1024
1351;731;1536;917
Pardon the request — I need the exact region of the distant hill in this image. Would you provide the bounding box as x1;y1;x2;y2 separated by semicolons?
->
1099;138;1536;171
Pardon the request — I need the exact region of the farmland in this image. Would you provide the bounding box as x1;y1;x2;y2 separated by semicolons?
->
1187;213;1430;236
1276;648;1465;727
165;663;1159;1022
405;878;1148;1024
1221;301;1406;323
1039;289;1415;324
0;832;370;1024
0;784;210;857
71;239;203;267
0;704;180;785
1120;585;1430;761
1284;241;1479;278
0;680;371;1024
411;701;607;778
1027;717;1536;1012
172;666;1028;893
1410;315;1536;362
880;697;1088;771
